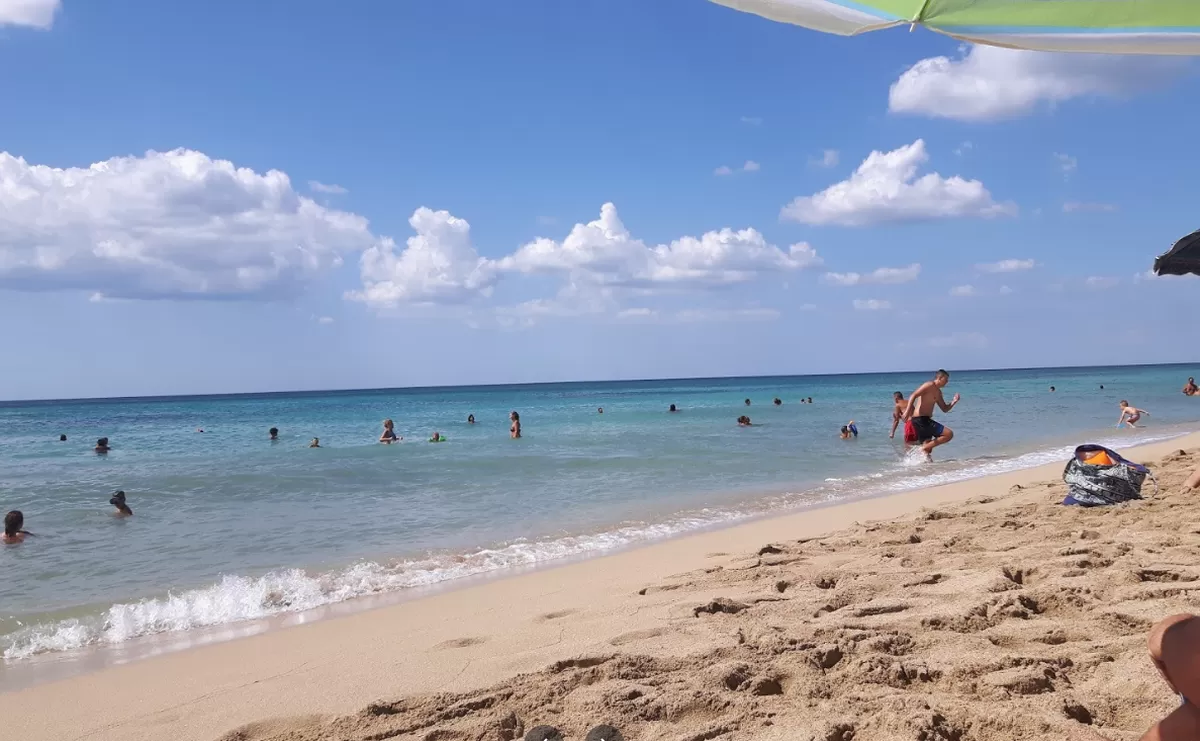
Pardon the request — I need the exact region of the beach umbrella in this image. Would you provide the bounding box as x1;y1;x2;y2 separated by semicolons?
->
711;0;1200;54
1153;229;1200;277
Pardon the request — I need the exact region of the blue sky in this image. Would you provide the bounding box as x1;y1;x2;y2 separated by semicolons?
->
0;0;1197;400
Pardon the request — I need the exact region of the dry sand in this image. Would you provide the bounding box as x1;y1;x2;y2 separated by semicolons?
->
6;435;1200;741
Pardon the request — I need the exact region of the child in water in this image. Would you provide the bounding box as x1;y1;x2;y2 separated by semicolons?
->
94;437;111;454
840;421;858;440
110;490;133;517
310;437;321;448
737;415;752;426
429;432;446;442
1117;401;1150;428
3;511;32;544
379;419;399;443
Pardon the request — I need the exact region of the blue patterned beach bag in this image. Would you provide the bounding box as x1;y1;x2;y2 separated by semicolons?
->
1062;445;1152;507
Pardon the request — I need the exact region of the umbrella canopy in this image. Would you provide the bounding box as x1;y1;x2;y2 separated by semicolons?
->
712;0;1200;54
1154;229;1200;276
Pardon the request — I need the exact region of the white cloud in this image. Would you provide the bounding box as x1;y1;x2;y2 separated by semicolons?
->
715;161;759;176
0;148;374;300
714;165;734;176
496;202;821;291
742;160;761;172
781;140;1015;226
617;307;657;320
308;180;348;195
1054;152;1077;178
949;284;976;297
977;259;1035;274
823;263;920;287
348;207;495;308
740;116;762;126
1063;201;1118;213
853;299;891;311
954;141;973;157
317;316;334;324
888;44;1187;122
616;307;780;324
928;332;988;349
999;285;1014;295
1085;276;1119;289
0;0;59;28
810;149;839;168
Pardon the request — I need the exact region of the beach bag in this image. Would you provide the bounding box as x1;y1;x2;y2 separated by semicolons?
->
1062;444;1152;506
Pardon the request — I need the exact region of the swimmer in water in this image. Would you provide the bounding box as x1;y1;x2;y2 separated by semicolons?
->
773;397;782;406
110;490;132;517
1049;386;1055;392
669;404;678;412
467;414;475;424
510;411;521;439
807;397;813;404
744;398;751;407
3;510;32;544
429;432;445;442
888;391;905;439
1117;400;1149;428
59;434;67;442
737;415;752;426
309;437;321;448
94;437;111;454
598;407;603;414
840;421;858;440
379;419;399;444
1184;378;1199;396
269;427;279;441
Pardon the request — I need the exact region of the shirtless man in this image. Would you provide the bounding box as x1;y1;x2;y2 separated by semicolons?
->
902;370;960;457
888;391;906;439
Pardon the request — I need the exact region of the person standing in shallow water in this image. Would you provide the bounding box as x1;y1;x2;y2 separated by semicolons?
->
94;437;111;454
509;411;521;439
110;491;133;517
269;427;278;441
889;391;906;439
902;369;960;458
379;419;399;443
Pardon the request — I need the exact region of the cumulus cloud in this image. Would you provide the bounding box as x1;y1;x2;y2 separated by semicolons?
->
888;44;1187;122
949;285;976;297
308;180;348;195
742;160;761;172
781;140;1015;226
0;0;59;28
605;306;782;324
928;332;988;349
977;259;1035;274
853;299;891;311
1063;201;1118;213
823;263;920;287
496;203;821;291
714;165;733;176
348;208;495;308
0;148;377;300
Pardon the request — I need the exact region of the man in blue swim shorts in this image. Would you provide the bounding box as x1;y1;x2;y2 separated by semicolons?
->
902;369;960;459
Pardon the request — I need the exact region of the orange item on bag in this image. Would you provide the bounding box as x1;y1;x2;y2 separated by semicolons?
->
1083;450;1115;466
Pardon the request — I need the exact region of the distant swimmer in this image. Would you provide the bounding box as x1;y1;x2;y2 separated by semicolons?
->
467;414;476;424
94;437;111;454
888;391;905;439
902;369;960;458
1049;386;1056;393
510;411;521;439
737;415;753;426
840;421;858;440
379;419;399;444
773;397;782;406
744;398;751;407
3;511;32;544
59;434;67;442
269;427;279;441
807;397;813;404
429;432;446;442
309;437;321;448
1117;400;1149;428
110;490;132;517
1185;378;1199;396
669;404;678;413
1100;385;1104;390
598;407;604;414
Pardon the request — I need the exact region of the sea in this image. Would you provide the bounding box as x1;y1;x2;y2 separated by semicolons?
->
2;364;1198;688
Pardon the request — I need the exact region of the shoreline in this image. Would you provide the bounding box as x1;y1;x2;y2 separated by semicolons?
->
4;432;1197;741
2;424;1189;674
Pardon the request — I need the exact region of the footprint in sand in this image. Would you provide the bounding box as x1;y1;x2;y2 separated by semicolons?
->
536;609;578;622
609;627;668;646
433;636;489;650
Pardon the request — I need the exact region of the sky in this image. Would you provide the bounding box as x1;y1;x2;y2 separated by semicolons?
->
1;0;1198;400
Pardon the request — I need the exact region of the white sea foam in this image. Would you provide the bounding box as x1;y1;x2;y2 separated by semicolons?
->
3;427;1187;662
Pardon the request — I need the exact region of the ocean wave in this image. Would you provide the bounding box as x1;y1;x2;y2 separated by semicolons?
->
3;427;1187;662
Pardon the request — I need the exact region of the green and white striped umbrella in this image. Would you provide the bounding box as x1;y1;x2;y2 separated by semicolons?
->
712;0;1200;54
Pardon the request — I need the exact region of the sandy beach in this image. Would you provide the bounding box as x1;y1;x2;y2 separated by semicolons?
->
6;433;1200;741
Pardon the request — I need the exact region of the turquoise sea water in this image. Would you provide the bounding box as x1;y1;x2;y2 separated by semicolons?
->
2;364;1198;680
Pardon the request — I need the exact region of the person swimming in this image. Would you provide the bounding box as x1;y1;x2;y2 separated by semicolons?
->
773;397;782;406
429;432;446;442
669;404;678;412
110;490;133;517
597;407;604;414
840;421;858;440
1118;400;1149;428
94;437;110;454
59;434;67;441
737;415;752;426
807;397;813;404
269;427;279;441
1049;386;1056;392
309;437;321;448
1184;378;1198;396
510;411;521;439
3;510;32;544
379;419;399;443
467;414;476;424
744;398;751;406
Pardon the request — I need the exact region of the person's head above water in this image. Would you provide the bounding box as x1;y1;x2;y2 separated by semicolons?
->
773;398;782;406
310;437;320;447
383;419;394;429
59;434;67;441
1050;386;1056;392
4;510;24;536
598;407;603;414
933;369;950;388
510;411;519;421
669;404;677;412
95;437;109;450
744;398;751;406
467;414;475;424
110;490;132;516
269;427;278;439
